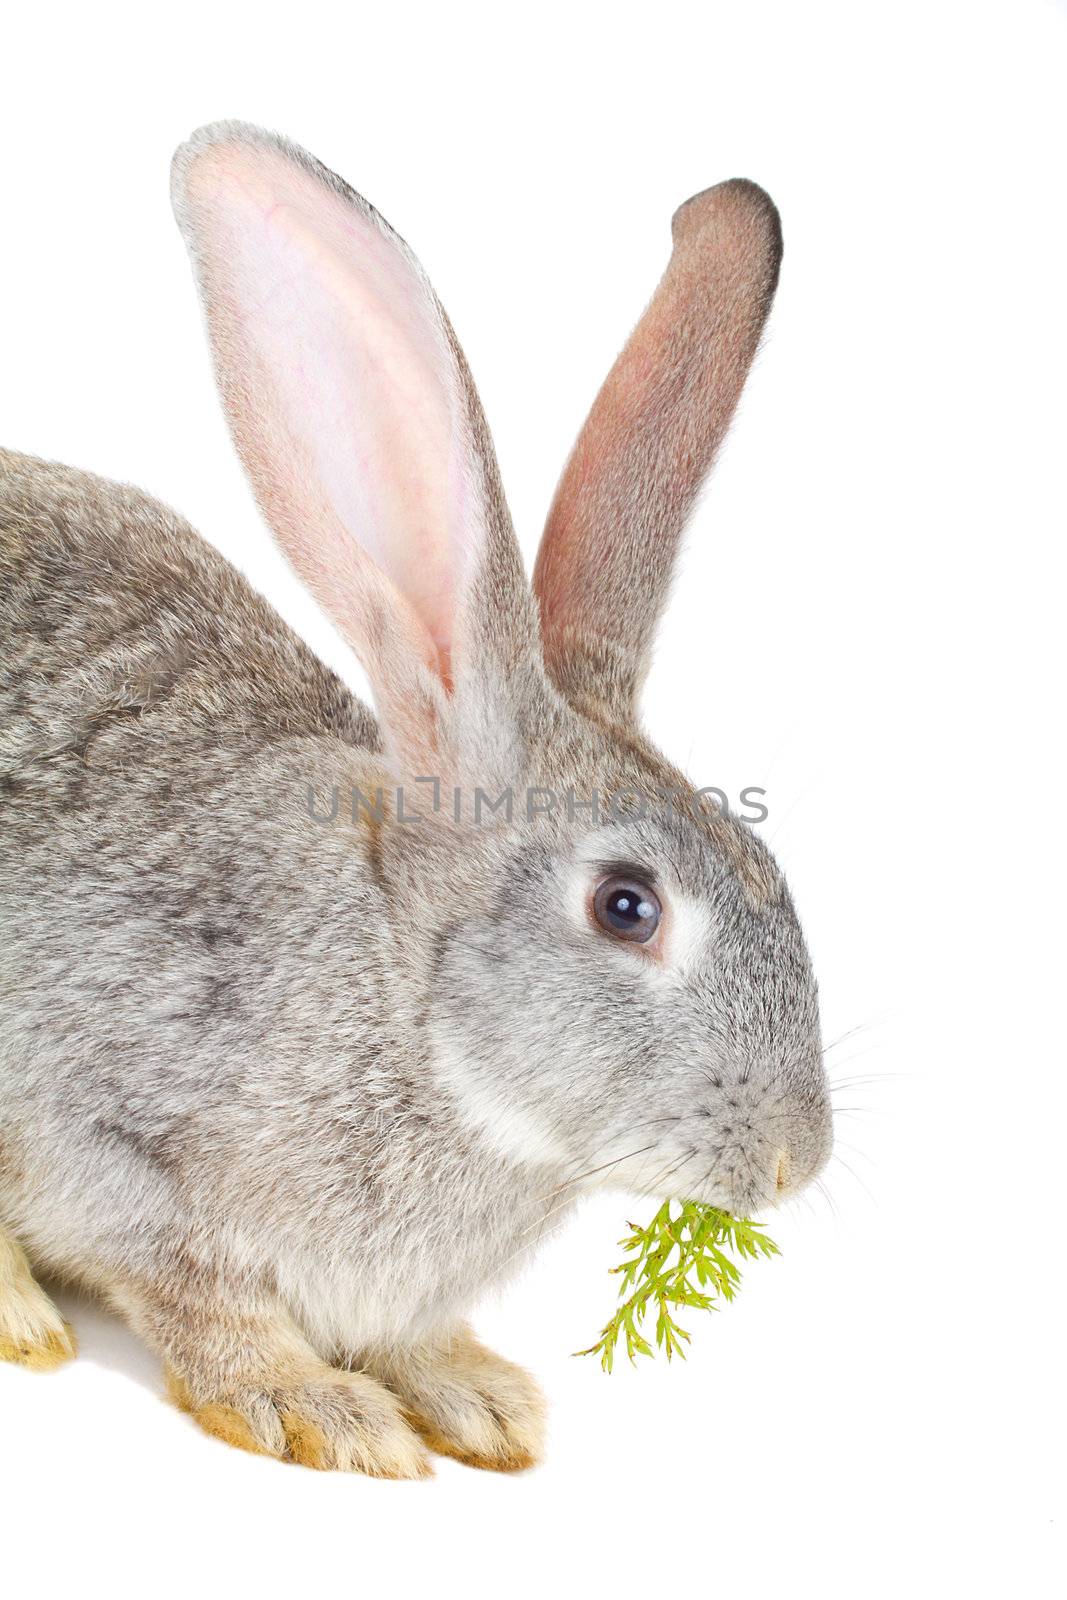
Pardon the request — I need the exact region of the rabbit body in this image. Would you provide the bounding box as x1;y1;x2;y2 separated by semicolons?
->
0;124;832;1474
0;449;557;1351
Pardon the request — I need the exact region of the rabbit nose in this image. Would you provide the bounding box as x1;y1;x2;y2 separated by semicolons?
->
774;1149;790;1193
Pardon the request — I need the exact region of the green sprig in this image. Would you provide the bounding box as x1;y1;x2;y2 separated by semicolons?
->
577;1200;780;1372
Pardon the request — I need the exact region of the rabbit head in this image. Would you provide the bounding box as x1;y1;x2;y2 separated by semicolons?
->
172;123;831;1217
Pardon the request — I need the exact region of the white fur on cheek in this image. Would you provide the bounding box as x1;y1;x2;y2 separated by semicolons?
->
659;893;713;980
430;1032;571;1169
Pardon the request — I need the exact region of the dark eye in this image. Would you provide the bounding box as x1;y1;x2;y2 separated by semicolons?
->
592;877;662;944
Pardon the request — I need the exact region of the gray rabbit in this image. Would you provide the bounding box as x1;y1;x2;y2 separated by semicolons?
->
0;123;831;1474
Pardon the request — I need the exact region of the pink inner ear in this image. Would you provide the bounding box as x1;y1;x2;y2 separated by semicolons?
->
179;137;478;682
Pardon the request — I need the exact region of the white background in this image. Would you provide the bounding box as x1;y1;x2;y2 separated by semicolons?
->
1;2;1064;1595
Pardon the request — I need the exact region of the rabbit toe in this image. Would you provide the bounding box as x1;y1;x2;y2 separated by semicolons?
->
167;1365;432;1477
375;1331;546;1472
277;1373;433;1477
0;1229;77;1372
0;1320;77;1373
166;1368;288;1459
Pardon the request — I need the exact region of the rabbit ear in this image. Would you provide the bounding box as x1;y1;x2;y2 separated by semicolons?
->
533;180;783;726
171;121;539;773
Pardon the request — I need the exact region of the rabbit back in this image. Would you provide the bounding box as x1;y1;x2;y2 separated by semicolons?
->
0;446;380;802
0;450;428;1318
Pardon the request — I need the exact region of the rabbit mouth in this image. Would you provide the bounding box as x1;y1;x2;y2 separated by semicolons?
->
653;1134;818;1216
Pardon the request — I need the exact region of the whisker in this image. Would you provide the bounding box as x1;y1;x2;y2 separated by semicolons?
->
827;1058;898;1084
831;1135;875;1167
535;1142;659;1204
544;1116;682;1196
643;1150;696;1197
828;1068;903;1089
494;1193;579;1279
829;1149;876;1204
812;1176;839;1219
821;1022;878;1056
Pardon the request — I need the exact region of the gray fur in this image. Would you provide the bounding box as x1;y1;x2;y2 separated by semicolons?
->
0;125;830;1468
534;178;783;725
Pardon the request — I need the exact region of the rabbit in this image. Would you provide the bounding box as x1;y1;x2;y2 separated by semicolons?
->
0;121;832;1476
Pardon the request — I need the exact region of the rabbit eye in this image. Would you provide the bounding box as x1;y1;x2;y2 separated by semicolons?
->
593;877;662;944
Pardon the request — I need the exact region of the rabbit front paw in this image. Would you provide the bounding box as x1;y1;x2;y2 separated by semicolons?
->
0;1226;77;1372
367;1326;546;1473
167;1366;433;1478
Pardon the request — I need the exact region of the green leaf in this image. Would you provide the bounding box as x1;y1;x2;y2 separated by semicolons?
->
576;1199;781;1370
